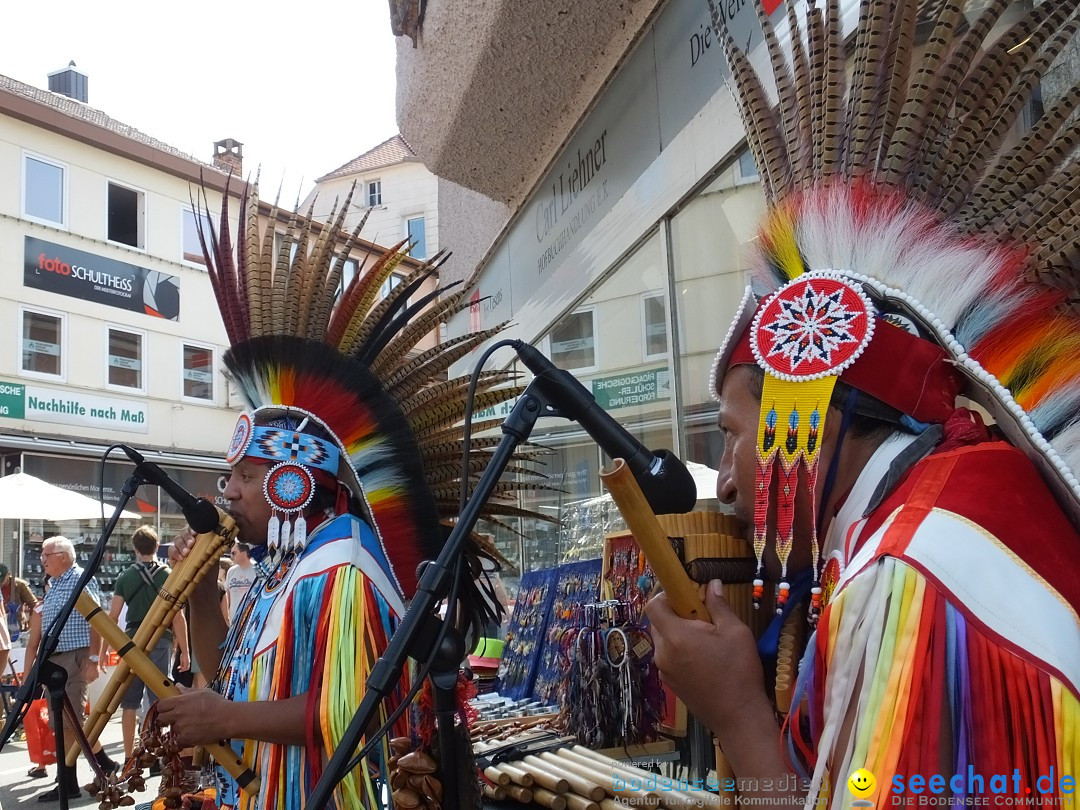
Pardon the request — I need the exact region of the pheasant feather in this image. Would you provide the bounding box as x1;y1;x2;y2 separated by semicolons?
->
712;0;1080;527
196;186;548;606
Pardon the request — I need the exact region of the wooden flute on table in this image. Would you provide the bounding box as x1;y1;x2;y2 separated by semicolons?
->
473;730;724;810
73;589;260;794
66;515;237;767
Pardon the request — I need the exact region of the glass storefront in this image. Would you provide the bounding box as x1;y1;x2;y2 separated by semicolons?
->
671;156;767;469
0;452;227;598
503;229;675;574
484;153;768;585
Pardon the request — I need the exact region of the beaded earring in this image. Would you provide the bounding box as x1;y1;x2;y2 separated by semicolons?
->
263;462;315;562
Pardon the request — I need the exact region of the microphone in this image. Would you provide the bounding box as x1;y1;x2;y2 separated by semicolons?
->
511;341;697;515
119;446;221;534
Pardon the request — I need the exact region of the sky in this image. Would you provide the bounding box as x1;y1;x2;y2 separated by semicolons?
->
2;0;400;200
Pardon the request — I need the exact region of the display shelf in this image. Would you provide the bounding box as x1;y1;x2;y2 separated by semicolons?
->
21;535;134;596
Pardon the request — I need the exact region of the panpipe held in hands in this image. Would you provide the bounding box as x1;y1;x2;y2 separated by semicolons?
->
601;458;770;794
74;590;259;794
600;458;763;635
66;513;259;796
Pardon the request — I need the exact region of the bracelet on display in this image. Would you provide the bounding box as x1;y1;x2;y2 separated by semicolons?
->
533;559;601;706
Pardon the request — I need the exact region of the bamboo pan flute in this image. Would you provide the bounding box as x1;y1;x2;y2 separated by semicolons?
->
68;517;236;765
74;590;259;793
650;512;766;639
600;460;763;804
474;728;725;810
64;514;258;795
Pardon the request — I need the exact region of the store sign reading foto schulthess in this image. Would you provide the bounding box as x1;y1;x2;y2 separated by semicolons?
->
24;236;180;320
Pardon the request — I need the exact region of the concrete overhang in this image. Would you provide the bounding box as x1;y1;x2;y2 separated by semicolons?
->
396;0;665;209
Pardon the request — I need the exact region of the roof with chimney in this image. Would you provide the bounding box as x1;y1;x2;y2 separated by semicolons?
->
0;71;224;180
316;134;417;182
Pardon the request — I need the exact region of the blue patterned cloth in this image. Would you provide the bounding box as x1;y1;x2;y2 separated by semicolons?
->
41;565;102;653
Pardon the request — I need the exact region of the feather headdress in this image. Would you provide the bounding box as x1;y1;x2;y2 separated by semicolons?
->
706;0;1080;612
197;180;544;606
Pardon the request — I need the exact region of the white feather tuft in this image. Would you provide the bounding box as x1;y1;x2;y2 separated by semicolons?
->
792;186;1017;330
1050;419;1080;488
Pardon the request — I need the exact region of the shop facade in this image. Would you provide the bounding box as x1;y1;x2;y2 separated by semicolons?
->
0;72;239;593
1;448;227;594
396;0;1063;574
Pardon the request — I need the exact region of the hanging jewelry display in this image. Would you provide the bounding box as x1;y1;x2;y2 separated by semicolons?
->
602;534;656;622
495;567;558;700
560;601;663;749
532;559;602;706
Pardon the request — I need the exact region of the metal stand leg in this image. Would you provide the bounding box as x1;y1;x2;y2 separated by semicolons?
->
430;626;467;810
41;659;74;810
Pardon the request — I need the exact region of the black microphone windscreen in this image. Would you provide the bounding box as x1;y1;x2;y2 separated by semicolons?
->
636;450;697;515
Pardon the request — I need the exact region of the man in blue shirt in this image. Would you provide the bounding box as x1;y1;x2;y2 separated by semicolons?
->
21;536;120;802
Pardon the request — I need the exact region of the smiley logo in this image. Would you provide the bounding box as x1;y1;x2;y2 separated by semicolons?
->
848;769;877;799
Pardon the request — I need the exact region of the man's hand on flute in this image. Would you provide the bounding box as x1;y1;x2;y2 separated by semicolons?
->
158;690;313;748
646;580;796;805
168;526;200;564
157;687;230;746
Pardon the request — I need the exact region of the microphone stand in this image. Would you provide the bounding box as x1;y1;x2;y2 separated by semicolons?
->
0;467;145;810
306;380;554;809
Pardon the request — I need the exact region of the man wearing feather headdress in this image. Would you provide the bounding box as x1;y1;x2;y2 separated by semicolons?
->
159;184;531;809
648;0;1080;806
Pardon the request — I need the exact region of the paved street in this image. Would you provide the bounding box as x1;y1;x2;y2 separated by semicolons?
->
1;650;165;809
0;709;164;808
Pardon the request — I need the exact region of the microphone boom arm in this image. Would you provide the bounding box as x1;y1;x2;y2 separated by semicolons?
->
306;379;552;809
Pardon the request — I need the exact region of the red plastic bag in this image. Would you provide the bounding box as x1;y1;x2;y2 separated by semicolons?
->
23;698;56;766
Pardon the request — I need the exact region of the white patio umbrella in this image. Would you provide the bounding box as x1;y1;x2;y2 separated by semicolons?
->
0;472;140;521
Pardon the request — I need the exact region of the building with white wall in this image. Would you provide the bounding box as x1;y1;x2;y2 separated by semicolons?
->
0;68;423;589
306;134;438;263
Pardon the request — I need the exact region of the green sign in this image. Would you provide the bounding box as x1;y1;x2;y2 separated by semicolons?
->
470;398;517;422
0;381;26;419
591;367;670;410
0;378;147;433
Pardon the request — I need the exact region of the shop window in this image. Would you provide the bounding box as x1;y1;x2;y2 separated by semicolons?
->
671;155;766;468
736;148;759;183
182;344;215;401
407;216;427;259
380;271;406;300
517;232;673;572
182;209;213;265
367;180;382;207
21;309;64;378
24;154;66;226
107;328;144;390
107;182;145;248
642;292;669;360
549;309;597;372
